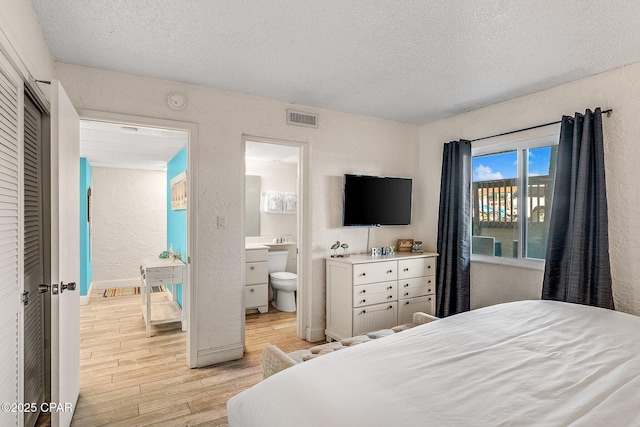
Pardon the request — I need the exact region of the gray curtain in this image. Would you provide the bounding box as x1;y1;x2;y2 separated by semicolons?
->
436;140;471;317
542;108;614;309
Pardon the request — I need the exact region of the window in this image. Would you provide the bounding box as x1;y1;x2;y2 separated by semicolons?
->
471;135;558;266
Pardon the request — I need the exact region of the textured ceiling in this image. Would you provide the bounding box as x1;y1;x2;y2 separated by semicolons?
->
32;0;640;125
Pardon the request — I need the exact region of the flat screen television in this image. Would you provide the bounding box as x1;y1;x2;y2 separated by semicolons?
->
342;174;412;226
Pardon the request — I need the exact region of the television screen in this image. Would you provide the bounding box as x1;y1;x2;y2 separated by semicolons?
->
342;174;412;226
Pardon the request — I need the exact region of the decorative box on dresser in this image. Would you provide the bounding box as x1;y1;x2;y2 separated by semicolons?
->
245;244;269;313
325;252;437;342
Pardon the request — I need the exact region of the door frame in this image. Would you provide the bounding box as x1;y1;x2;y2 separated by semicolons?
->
241;135;312;341
77;109;199;368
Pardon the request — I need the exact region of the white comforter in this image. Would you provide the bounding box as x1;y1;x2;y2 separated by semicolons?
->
227;300;640;426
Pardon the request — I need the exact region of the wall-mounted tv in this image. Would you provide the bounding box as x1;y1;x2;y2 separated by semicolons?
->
342;174;412;226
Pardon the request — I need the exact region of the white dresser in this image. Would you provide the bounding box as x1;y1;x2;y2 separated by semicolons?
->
140;258;186;338
325;252;437;341
245;244;269;313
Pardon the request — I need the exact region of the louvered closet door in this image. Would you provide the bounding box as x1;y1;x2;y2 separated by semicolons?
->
0;52;24;427
23;97;44;427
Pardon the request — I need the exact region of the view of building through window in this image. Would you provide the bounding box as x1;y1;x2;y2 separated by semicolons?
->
472;145;556;261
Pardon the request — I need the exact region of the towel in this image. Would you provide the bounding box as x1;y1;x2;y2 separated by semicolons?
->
283;192;297;213
264;191;283;213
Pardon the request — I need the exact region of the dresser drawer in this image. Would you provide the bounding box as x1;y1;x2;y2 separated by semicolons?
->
398;295;435;324
353;261;397;285
353;289;397;308
398;276;434;294
352;302;397;335
245;261;268;285
353;280;397;298
398;257;435;280
245;284;268;308
246;248;268;263
399;285;432;299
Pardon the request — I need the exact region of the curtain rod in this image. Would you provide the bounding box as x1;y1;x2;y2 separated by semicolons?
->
470;109;612;143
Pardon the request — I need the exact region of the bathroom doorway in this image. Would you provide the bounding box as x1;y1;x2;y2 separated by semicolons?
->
243;137;307;341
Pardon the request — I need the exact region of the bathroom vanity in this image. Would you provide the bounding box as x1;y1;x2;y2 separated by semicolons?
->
245;244;269;313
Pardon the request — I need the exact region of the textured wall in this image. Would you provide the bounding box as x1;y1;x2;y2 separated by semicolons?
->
419;62;640;315
55;63;419;362
91;167;167;282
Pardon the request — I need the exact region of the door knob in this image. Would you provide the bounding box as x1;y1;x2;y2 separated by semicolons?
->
61;282;76;293
38;283;58;295
38;281;76;295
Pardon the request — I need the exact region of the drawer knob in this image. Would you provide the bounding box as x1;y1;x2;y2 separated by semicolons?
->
388;295;393;299
250;266;255;270
361;272;366;276
428;297;432;301
250;288;254;292
387;269;393;274
362;289;366;294
405;301;410;305
404;268;409;272
428;288;432;293
361;299;366;303
404;283;409;288
387;305;393;309
428;265;432;269
361;309;367;314
404;292;409;297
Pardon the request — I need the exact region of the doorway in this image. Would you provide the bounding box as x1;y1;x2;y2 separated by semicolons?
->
77;111;197;366
243;137;306;341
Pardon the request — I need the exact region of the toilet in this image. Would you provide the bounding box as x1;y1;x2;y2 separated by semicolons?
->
267;250;298;312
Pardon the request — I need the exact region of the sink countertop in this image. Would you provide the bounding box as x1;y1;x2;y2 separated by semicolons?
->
245;243;270;250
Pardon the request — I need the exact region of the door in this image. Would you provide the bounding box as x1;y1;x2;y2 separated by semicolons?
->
23;96;45;427
0;49;25;427
49;81;80;426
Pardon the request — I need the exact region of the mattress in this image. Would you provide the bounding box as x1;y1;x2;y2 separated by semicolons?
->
227;300;640;426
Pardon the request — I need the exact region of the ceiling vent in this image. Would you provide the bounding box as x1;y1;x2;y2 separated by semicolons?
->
287;110;318;128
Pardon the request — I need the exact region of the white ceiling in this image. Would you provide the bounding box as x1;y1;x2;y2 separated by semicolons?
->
80;121;187;170
32;1;640;129
246;141;299;164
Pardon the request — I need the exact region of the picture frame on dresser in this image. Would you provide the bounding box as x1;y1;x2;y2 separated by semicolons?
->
397;239;414;252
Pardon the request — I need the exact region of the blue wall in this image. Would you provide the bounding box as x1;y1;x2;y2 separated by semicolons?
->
79;158;92;297
167;147;187;306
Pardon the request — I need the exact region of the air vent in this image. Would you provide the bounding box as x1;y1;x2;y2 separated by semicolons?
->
287;110;318;128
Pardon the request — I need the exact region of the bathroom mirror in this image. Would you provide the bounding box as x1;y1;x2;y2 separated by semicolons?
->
245;175;261;236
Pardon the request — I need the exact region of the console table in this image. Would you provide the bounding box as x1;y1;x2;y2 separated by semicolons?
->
140;258;186;337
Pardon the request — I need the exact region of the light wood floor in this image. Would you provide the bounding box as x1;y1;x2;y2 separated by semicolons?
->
67;289;314;426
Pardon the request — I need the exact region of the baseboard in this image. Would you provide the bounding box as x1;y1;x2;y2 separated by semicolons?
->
306;325;326;343
197;343;244;367
80;282;94;305
91;278;140;289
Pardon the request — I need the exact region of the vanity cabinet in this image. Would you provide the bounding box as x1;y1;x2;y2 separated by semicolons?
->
245;245;269;313
325;252;438;341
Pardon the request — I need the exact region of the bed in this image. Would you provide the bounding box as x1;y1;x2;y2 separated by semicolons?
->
226;300;640;426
